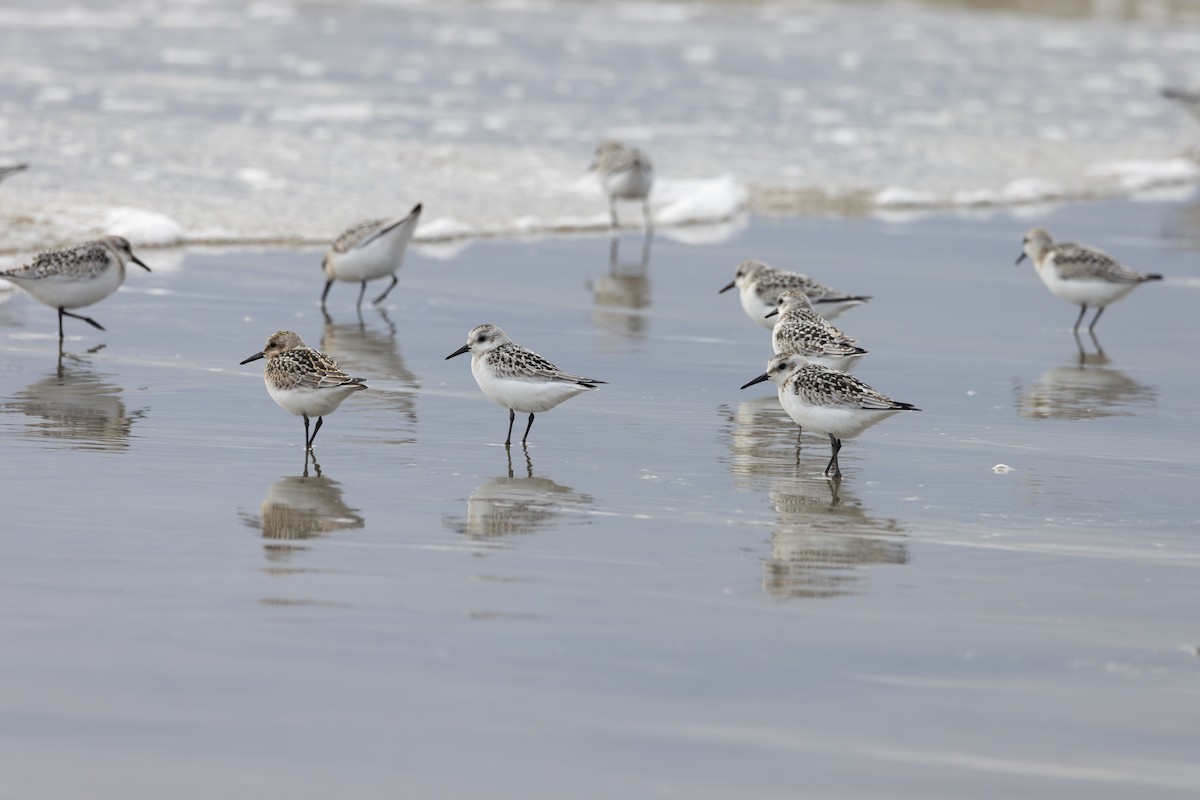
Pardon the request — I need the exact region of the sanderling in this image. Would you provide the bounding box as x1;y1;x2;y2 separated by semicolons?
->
446;323;606;446
741;353;918;479
720;259;869;328
321;203;423;309
1016;227;1162;333
1;235;150;345
240;330;367;451
767;290;867;369
591;140;654;229
0;163;28;186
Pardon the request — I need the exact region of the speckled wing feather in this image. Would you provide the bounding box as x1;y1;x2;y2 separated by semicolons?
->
599;146;652;176
1049;243;1145;283
3;241;112;281
790;364;915;410
487;343;606;387
270;348;367;391
774;315;864;357
330;217;406;254
754;270;839;305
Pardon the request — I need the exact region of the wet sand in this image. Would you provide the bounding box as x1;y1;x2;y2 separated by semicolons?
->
1;198;1199;798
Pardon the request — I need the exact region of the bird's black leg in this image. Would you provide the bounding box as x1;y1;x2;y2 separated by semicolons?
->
521;413;535;444
504;408;515;446
61;309;105;331
320;279;334;307
303;414;311;450
794;427;803;468
609;197;619;228
372;274;399;305
356;281;367;310
1088;306;1105;334
823;433;843;479
308;416;324;449
58;308;64;345
1072;305;1088;333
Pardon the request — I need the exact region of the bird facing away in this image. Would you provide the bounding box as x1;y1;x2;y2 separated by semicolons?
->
0;163;29;186
321;203;423;310
741;353;919;479
591;140;654;230
1;235;150;345
240;330;367;451
720;259;869;329
1016;227;1162;334
446;323;606;446
767;290;868;370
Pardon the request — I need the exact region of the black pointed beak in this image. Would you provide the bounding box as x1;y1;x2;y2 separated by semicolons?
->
445;344;470;360
764;309;779;319
131;254;151;272
719;280;736;294
240;351;265;365
1015;252;1027;266
409;202;423;217
740;372;770;390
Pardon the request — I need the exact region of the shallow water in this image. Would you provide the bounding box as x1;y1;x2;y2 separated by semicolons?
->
2;197;1198;797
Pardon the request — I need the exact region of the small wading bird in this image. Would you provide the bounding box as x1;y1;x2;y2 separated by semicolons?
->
720;259;869;328
741;353;918;479
766;290;867;370
241;331;366;452
591;140;654;230
321;203;423;310
446;323;605;446
0;235;150;346
1017;227;1162;334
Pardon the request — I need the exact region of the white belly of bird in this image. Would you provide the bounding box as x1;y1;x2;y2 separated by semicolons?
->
267;381;359;417
1039;259;1136;308
797;352;864;371
13;265;123;310
778;390;901;440
739;287;777;330
472;361;591;414
328;235;408;283
603;167;653;200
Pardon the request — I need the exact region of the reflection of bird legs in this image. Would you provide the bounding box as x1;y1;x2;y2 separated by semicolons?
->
504;442;534;479
303;449;323;478
1073;330;1106;365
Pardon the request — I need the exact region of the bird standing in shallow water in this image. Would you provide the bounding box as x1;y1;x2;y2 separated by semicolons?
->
720;259;869;328
241;330;366;452
591;141;654;230
766;289;867;370
741;353;918;479
446;323;606;446
1;235;150;347
1016;227;1162;334
321;203;423;310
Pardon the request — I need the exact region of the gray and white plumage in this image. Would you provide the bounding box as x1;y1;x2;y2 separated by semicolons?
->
240;330;366;449
720;259;869;328
446;323;605;445
1016;227;1162;333
591;140;654;229
769;290;867;369
321;203;423;309
1;235;150;341
741;353;918;479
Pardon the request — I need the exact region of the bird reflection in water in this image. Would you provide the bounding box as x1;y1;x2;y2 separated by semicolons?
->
443;445;594;541
1018;332;1157;420
723;398;908;599
590;233;652;341
3;355;145;450
241;463;364;564
321;306;419;432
